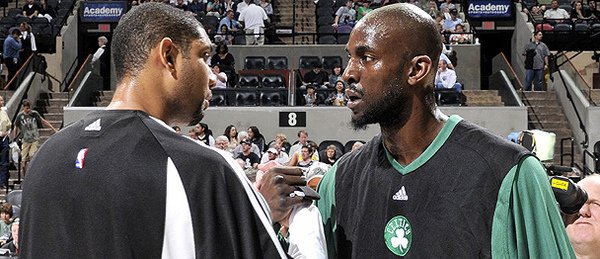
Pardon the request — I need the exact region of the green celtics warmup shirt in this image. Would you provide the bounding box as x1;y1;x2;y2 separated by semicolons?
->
317;115;575;258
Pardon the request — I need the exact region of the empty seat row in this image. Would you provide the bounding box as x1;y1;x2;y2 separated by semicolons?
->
244;55;344;70
239;74;286;88
210;88;288;106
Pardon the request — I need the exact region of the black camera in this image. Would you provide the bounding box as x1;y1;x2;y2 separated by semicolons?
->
549;176;588;215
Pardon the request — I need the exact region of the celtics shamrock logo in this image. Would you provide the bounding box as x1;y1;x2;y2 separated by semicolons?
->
384;215;412;256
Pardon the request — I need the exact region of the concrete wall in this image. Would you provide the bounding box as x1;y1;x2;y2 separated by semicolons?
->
511;7;534;84
41;11;79;92
228;44;481;89
64;106;527;144
552;70;600;171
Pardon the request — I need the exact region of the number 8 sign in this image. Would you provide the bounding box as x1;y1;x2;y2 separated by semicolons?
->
279;112;306;127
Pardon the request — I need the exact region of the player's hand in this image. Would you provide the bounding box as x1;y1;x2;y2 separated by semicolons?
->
258;166;307;223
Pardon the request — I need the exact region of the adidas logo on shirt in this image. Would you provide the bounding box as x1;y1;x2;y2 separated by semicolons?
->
393;186;408;201
85;119;102;131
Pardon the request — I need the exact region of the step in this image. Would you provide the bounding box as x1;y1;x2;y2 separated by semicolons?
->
462;90;500;96
43;113;63;121
48;120;62;129
47;98;69;107
40;92;69;99
44;106;64;114
96;100;111;107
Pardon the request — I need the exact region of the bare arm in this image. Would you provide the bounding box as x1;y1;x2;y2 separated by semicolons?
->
42;119;57;133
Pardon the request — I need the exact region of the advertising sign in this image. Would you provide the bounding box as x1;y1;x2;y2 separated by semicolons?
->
80;1;127;23
466;0;513;19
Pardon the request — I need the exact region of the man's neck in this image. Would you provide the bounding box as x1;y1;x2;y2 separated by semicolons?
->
381;107;447;165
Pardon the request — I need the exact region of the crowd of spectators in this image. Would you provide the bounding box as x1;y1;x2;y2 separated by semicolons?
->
330;0;474;45
131;0;272;45
185;125;361;180
524;0;600;26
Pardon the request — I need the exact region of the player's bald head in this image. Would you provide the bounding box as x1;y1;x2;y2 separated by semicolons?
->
355;3;443;67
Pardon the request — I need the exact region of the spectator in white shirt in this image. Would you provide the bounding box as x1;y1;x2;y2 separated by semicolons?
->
211;64;228;88
435;59;461;92
544;0;570;21
238;0;269;45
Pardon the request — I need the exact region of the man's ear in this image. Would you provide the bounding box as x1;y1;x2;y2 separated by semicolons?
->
406;55;432;86
158;37;179;75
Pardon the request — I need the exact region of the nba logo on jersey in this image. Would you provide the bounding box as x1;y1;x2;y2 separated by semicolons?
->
76;148;89;169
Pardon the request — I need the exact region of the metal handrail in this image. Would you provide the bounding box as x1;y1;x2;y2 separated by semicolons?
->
500;52;525;90
582;149;597;175
2;54;34;91
67;54;92;93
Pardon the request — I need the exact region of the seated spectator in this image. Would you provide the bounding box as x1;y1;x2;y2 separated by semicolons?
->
319;145;339;165
333;0;356;29
187;0;206;16
325;80;348;106
442;8;462;32
0;219;17;256
219;10;242;34
529;5;544;22
423;0;438;18
356;0;373;21
260;0;273;16
224;125;239;151
210;43;235;79
287;142;319;166
302;63;329;89
565;175;600;259
588;0;600;19
195;122;215;146
439;0;455;14
288;130;309;156
296;145;316;168
207;0;226;17
21;0;41;19
38;0;55;21
260;147;289;164
440;43;455;69
233;131;261;158
224;0;235;12
270;133;291;154
435;59;462;92
327;65;343;87
571;1;590;21
304;84;322;106
214;135;233;156
212;64;228;88
187;128;199;140
248;126;266;152
215;25;234;45
236;140;260;170
0;203;12;245
448;24;472;44
544;0;570;22
174;0;189;11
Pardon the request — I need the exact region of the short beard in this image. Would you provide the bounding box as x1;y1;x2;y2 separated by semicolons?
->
351;72;411;131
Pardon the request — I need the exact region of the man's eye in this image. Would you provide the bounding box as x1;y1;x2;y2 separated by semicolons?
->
361;56;374;62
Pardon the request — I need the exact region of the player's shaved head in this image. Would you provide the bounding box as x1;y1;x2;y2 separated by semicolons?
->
355;3;443;77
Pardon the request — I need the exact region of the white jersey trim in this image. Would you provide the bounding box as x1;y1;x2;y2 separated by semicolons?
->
161;158;195;258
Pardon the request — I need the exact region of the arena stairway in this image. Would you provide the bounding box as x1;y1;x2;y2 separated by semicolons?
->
274;0;316;44
36;92;66;145
524;91;581;165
